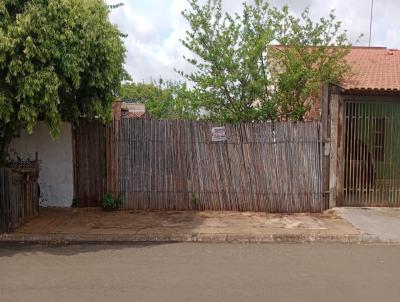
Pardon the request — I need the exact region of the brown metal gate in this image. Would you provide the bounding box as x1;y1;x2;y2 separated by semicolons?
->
74;122;106;207
343;100;400;206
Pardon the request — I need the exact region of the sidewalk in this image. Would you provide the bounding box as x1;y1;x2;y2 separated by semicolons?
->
338;207;400;242
0;207;379;244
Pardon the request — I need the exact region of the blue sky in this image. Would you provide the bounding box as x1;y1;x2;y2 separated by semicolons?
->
106;0;400;83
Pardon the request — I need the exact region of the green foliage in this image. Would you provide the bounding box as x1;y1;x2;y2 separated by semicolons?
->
181;0;276;123
0;0;129;163
120;80;200;120
120;82;161;104
269;7;353;121
180;0;352;123
190;194;199;210
71;198;80;208
101;193;122;211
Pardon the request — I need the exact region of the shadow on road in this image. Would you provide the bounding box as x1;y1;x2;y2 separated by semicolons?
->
0;242;176;257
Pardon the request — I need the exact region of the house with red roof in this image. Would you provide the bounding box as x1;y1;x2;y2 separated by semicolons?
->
343;47;400;95
325;47;400;208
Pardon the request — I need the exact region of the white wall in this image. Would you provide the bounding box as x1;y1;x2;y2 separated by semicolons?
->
10;122;74;207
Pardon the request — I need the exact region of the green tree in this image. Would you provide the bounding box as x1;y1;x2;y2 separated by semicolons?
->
181;0;352;123
120;82;160;104
181;0;276;123
269;7;352;121
0;0;128;164
120;80;199;119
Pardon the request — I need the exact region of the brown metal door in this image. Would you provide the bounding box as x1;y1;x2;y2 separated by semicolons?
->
343;100;400;206
74;122;106;207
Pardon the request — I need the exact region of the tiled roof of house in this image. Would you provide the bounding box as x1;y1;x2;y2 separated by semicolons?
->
125;111;146;118
343;47;400;93
121;103;146;111
120;102;146;119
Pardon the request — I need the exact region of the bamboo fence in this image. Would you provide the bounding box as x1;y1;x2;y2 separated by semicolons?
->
110;119;324;213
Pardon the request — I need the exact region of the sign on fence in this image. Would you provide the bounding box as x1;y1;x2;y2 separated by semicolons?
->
211;127;226;142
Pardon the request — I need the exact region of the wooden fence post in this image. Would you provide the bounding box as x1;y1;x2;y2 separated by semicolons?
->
321;83;331;209
106;119;119;196
0;168;10;233
336;94;345;206
329;93;339;208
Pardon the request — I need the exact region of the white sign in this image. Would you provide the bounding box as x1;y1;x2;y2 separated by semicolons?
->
212;127;226;142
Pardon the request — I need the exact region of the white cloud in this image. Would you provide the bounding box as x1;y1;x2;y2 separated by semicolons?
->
107;0;400;83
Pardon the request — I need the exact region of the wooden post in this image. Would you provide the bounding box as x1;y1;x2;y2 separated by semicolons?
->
104;100;122;197
72;125;78;201
329;93;339;208
336;95;345;206
105;119;119;196
320;83;331;209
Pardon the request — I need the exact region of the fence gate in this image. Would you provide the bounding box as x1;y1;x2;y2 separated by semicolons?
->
343;100;400;206
74;122;106;207
0;165;39;233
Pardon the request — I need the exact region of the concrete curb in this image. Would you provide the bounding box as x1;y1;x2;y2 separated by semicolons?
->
1;232;398;245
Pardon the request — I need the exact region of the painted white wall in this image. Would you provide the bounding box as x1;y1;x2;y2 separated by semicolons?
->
9;122;74;207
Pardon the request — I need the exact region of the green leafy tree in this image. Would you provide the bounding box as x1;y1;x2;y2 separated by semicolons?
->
120;82;160;104
269;7;352;121
181;0;276;123
0;0;128;164
180;0;352;123
120;80;199;119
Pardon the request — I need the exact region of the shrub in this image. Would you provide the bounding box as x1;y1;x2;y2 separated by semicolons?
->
101;193;122;211
71;198;80;208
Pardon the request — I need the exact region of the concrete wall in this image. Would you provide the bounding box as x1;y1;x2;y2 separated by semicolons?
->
9;122;74;207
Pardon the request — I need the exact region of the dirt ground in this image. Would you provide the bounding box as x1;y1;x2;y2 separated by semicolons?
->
10;208;360;242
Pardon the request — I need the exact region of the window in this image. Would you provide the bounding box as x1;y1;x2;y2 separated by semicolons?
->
373;117;385;161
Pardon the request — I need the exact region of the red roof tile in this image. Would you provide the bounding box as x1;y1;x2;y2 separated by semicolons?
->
343;47;400;93
125;111;146;118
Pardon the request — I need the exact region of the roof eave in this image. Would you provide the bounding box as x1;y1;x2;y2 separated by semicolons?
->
342;88;400;96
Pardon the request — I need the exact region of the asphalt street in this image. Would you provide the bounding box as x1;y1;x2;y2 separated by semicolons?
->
0;243;399;302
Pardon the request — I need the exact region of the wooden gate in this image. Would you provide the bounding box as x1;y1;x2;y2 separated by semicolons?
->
73;122;106;207
343;100;400;206
0;164;39;233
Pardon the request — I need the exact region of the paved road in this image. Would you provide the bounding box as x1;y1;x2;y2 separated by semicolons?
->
1;243;399;302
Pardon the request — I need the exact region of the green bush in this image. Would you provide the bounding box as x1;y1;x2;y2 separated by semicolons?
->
101;193;122;211
71;198;80;208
